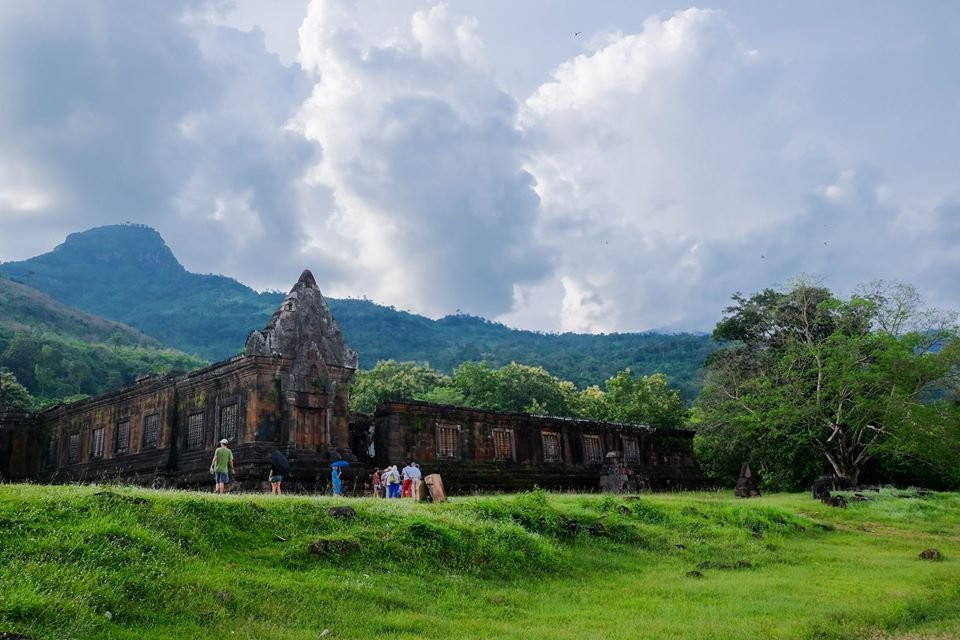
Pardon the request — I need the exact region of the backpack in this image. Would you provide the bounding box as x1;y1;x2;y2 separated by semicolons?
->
389;470;399;484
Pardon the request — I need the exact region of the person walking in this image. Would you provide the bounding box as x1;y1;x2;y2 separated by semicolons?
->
331;465;343;496
371;467;382;498
210;438;235;494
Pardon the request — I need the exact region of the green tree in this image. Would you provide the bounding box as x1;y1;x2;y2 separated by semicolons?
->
570;370;687;427
450;361;575;415
0;368;34;411
349;360;450;413
602;370;688;427
696;279;960;489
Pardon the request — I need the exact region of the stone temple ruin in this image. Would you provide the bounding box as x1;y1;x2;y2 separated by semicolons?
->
0;270;704;493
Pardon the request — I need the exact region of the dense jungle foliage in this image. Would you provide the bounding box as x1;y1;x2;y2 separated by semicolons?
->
0;329;205;409
0;225;714;398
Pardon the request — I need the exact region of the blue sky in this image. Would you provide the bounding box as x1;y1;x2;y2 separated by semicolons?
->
1;1;958;333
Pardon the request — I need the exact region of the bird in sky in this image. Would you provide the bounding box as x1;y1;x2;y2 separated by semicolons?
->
574;31;582;37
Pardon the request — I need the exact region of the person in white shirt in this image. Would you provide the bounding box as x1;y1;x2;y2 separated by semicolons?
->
406;461;423;498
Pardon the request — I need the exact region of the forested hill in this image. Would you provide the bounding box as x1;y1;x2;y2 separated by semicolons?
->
0;272;158;347
0;225;715;398
331;301;714;398
0;272;206;405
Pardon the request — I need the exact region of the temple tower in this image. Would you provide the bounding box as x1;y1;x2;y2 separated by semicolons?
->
246;270;357;458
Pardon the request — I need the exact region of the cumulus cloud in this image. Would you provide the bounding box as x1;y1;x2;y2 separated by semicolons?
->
292;0;550;316
505;8;960;332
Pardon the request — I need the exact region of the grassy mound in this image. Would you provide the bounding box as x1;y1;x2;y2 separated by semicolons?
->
0;486;958;639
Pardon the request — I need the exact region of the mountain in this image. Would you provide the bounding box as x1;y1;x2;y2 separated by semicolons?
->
0;225;281;360
0;271;206;404
0;225;716;399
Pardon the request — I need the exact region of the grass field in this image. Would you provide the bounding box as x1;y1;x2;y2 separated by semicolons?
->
0;485;958;640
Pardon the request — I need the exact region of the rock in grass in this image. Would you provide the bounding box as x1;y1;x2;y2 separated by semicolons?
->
919;548;943;561
0;633;33;639
685;570;704;578
307;537;361;557
328;506;356;519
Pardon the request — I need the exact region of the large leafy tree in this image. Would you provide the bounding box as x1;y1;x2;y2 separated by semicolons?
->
696;279;960;489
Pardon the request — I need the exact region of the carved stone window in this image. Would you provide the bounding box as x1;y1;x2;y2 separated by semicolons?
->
583;434;603;463
68;432;81;463
115;420;130;454
622;436;640;462
219;404;239;443
90;427;105;459
492;428;514;461
542;431;561;462
143;413;160;449
187;413;204;449
437;424;459;459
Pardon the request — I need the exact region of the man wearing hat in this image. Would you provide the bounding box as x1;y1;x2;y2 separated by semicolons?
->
210;438;236;494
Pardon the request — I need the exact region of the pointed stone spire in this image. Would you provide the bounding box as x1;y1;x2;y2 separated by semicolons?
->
297;269;317;288
245;270;358;370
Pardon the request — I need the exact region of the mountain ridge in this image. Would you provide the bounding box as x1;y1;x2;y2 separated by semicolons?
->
0;224;716;397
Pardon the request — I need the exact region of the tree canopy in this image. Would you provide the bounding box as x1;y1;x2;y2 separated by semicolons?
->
350;359;688;427
0;368;34;411
695;279;960;489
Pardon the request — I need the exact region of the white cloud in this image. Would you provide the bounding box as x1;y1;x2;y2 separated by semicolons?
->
506;8;960;332
292;0;550;316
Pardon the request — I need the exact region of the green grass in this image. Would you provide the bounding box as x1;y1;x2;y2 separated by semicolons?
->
0;486;958;639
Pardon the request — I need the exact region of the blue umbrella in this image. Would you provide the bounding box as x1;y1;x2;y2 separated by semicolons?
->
330;460;350;468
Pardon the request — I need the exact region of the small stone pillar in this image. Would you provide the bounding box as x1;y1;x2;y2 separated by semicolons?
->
424;473;446;502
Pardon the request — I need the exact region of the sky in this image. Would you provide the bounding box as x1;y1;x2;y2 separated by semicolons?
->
1;0;958;333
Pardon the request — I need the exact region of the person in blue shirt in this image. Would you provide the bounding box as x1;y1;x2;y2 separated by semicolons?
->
331;465;343;496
